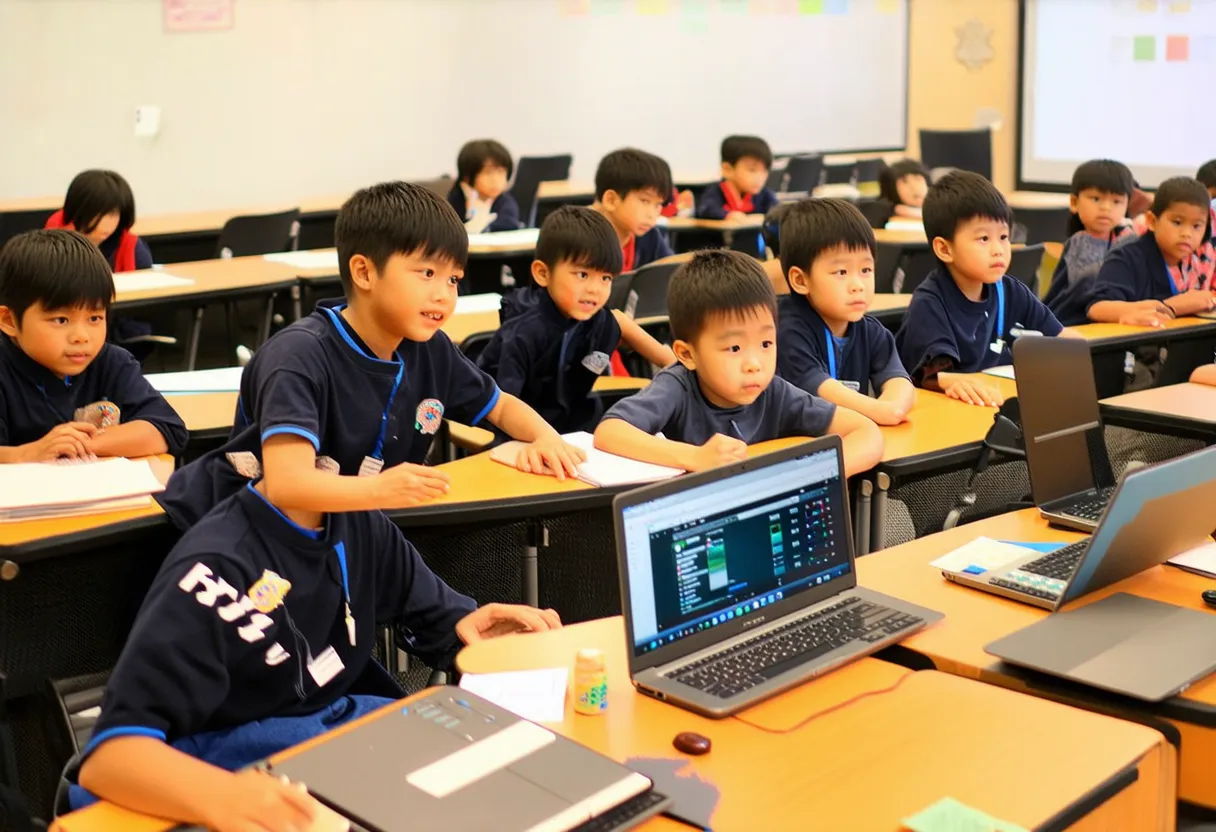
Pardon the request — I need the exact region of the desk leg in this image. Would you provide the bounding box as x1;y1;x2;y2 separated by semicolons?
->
381;626;399;676
523;523;548;607
871;471;890;552
854;478;873;556
187;307;205;371
260;294;277;346
292;284;302;321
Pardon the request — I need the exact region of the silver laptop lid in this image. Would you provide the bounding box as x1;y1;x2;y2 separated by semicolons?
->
614;438;855;676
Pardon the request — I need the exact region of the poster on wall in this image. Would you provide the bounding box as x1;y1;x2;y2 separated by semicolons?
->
164;0;234;32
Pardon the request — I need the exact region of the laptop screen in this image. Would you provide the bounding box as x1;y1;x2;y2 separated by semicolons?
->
620;448;851;658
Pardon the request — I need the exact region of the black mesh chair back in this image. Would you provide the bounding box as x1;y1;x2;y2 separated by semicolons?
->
919;128;993;181
823;161;857;186
510;155;573;228
855;159;883;185
766;160;788;193
1012;206;1071;245
0;208;55;248
784;155;824;193
608;271;636;313
859;199;894;229
629;260;684;320
1008;244;1045;295
874;242;905;293
892;247;937;294
216;209;300;258
458;330;496;363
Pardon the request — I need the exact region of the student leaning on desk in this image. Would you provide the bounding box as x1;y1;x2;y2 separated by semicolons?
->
155;182;587;531
0;230;186;462
695;134;780;222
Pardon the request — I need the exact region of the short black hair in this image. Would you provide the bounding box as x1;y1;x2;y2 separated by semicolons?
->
922;170;1012;247
1151;176;1213;245
878;159;928;205
594;148;673;202
456;139;514;185
779;199;876;287
1196;159;1216;191
62;170;136;243
0;230;114;324
761;201;796;257
667;250;777;343
721;135;773;170
535;205;623;274
1066;159;1135;235
334;181;469;295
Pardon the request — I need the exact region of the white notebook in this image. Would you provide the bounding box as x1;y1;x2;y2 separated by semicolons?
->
263;250;340;271
488;431;682;488
455;293;503;314
983;364;1016;380
467;228;540;248
0;458;164;521
147;366;245;393
112;271;195;293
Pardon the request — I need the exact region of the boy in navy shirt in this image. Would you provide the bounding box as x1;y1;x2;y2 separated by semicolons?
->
478;206;675;434
446;139;521;233
696;135;780;221
1087;177;1215;326
595;250;882;475
0;230;186;462
896;171;1063;407
72;476;559;827
591;148;676;271
158;182;584;530
776;199;914;426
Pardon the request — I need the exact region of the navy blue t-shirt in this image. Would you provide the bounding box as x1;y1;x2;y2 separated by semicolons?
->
477;286;621;434
446;184;522;233
98;235;154;271
632;227;674;271
777;295;909;396
695;182;780;220
601;363;836;445
896;268;1063;379
157;301;500;530
0;337;186;454
82;484;475;761
1087;232;1183;309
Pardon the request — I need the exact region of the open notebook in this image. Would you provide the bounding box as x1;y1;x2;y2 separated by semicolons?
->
488;431;682;488
0;458;165;522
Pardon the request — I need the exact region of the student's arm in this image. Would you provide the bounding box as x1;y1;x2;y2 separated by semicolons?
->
1164;288;1216;317
488;192;521;232
1086;248;1171;325
1013;281;1064;337
593;418;745;472
815;380;911;426
892;204;922;219
483;392;585;479
612;310;675;368
824;406;883;477
1087;299;1171;326
95;346;189;456
928;371;1005;407
696;187;727;220
88;420;169;458
654;228;674;260
1191;364;1216;386
775;378;882;475
0;423;98;463
132;238;154;270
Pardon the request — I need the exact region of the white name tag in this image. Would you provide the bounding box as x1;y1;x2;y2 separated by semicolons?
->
358;456;385;477
226;452;262;479
307;646;345;688
582;351;611;375
840;380;861;392
315;455;340;474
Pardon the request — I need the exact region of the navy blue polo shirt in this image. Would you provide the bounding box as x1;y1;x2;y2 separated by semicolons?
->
477;286;621;434
1087;232;1179;308
631;226;674;271
695;182;780;220
0;337;186;454
896;268;1063;379
777;295;909;396
157;300;500;530
81;484;476;762
601;363;836;445
446;184;522;233
98;235;154;271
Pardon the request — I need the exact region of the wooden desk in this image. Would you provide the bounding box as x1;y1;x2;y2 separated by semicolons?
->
856;508;1216;807
164;391;239;443
1067;317;1216;397
1006;191;1072;210
0;196;59;213
456;617;1172;831
874;227;928;245
1100;382;1216;441
878;380;1017;468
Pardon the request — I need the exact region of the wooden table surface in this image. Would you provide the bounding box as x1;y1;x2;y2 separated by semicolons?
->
1101;382;1216;426
113;256;301;306
878;377;1018;465
1069;315;1216;343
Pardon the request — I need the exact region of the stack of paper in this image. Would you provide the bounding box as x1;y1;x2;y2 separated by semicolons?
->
147;366;245;393
454;293;503;314
112;272;195;293
1168;542;1216;578
489;431;683;488
0;458;165;522
263;250;340;271
467;228;540;248
983;364;1016;380
458;668;569;723
883;218;926;233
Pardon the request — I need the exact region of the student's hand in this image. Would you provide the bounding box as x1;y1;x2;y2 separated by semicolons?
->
456;603;562;643
687;433;748;472
464;212;497;235
725;210;749;223
202;770;335;832
1117;308;1171;328
18;422;99;462
944;378;1003;408
516;437;585;481
676;189;695;213
374;462;451;508
1166;289;1216;317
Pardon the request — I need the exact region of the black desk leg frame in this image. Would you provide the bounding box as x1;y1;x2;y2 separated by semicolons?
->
853;478;873;556
524;522;548;608
871;471;890;552
186;307;205;371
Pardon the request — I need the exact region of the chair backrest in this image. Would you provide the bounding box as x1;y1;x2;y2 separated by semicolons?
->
628;259;685;320
874;242;905;293
608;271;636;314
216;208;301;258
783;155;824;193
918;128;993;181
0;208;54;248
823;161;857;186
510;155;573;228
892;247;937;294
1011;206;1070;245
413;175;455;199
854;158;882;185
765;159;788;193
458;330;496;363
1007;244;1045;294
859;199;893;229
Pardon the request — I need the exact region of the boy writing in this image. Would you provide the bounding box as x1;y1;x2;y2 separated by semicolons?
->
896;171;1063;407
696;135;780;222
478;206;675;434
591;148;676;271
776;199;915;426
0;230;186;462
446;139;521;233
594;250;882;475
158;182;583;530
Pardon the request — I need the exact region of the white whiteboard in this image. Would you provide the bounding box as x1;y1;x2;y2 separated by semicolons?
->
0;0;908;214
1020;0;1216;188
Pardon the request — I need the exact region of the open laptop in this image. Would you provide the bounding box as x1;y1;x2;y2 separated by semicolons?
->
613;436;942;719
1012;335;1117;531
942;445;1216;610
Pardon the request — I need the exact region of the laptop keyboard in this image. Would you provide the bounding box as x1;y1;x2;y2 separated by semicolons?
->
669;596;922;699
986;539;1089;601
1062;487;1115;522
569;790;669;832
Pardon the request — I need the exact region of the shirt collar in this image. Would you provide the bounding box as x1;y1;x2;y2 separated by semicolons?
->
783;295;854;340
238;482;334;556
314;299;404;374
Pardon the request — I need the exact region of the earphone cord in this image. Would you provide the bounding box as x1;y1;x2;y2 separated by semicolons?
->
729;671;914;735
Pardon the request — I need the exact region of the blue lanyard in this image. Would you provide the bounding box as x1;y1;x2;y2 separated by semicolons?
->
993;280;1005;346
823;326;838;380
1163;254;1184;296
334;541;351;607
371;361;404;460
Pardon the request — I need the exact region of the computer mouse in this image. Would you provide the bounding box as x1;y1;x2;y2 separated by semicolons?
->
673;731;712;756
1202;590;1216;610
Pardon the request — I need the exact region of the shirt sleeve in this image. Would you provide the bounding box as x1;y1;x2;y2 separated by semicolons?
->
432;332;501;427
600;369;685;435
1008;278;1063;337
754;189;780;215
1087;246;1143;307
771;378;837;437
776;323;831;395
865;321;910;389
133;238;154;270
489;192;521;232
84;554;252;758
102;346;189;455
250;332;326;452
369;512;476;670
696;186;727;220
654;229;674;260
484;329;533;398
896;292;959;381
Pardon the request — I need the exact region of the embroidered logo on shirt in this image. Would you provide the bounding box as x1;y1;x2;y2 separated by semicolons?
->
415;398;444;435
582;351;611;375
247;569;292;614
73;400;120;429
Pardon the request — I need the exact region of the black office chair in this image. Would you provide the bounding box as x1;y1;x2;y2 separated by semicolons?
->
823;162;857;186
783;155;824;194
859;199;894;229
1012;207;1070;245
919;128;993;181
855;159;882;186
509;155;573;228
607;271;636;314
874;242;905;294
628;260;684;320
892;247;937;294
215;208;300;258
765;160;788;193
458;330;496;364
0;208;55;248
1007;244;1045;295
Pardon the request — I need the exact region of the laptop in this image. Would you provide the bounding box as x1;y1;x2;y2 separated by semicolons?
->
613;436;943;719
942;445;1216;610
268;687;672;832
1012;336;1117;531
986;593;1216;701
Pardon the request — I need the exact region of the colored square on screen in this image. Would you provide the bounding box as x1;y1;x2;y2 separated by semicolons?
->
720;0;748;12
798;0;822;12
1134;34;1156;59
637;0;666;13
559;0;590;14
1138;0;1157;10
1111;35;1133;61
1169;0;1190;11
876;0;898;11
590;0;621;12
823;0;848;12
1166;34;1189;59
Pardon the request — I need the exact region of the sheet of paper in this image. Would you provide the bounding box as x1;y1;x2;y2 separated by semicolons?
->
929;537;1032;576
903;796;1027;832
112;271;195;293
147;366;245;393
458;668;568;723
467;228;540;248
263;250;339;271
455;293;503;314
884;218;925;232
488;431;684;487
982;364;1016;380
1168;542;1216;578
0;458;164;515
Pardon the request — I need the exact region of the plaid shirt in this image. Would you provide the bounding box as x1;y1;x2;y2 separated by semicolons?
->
1132;206;1216;291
